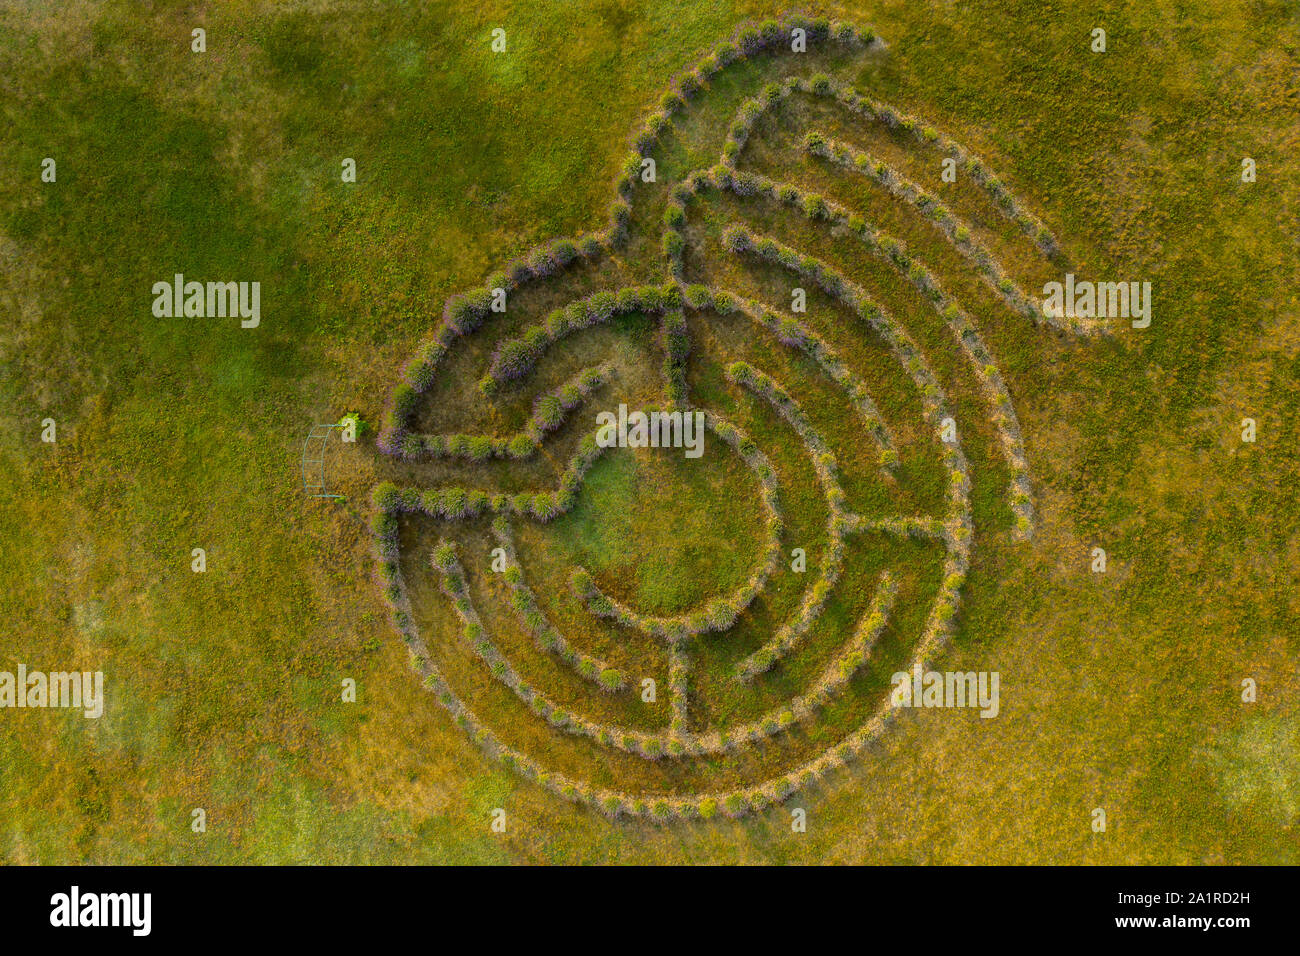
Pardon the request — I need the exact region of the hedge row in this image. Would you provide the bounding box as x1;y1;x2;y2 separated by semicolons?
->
370;486;420;653
716;175;1035;536
371;493;961;824
707;69;1089;339
725;361;852;679
369;482;831;817
722;219;951;423
371;428;607;526
656;573;897;754
661;185;691;278
427;532;901;765
718;78;798;171
402;365;614;461
613;13;881;241
723;239;974;535
806;75;1065;259
661;310;690;407
487;285;681;384
432;541;677;758
715;69;1064;266
801;132;1077;334
378;15;891;466
719;224;899;471
803;572;897;702
490;517;627;693
377;235;606;458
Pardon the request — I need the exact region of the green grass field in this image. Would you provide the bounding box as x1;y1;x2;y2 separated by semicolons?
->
1;0;1297;863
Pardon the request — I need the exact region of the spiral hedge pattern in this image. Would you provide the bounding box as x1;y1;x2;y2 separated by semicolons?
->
370;13;1102;821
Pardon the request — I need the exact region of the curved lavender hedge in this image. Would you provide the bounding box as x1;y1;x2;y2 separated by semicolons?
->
362;11;1087;821
491;517;627;693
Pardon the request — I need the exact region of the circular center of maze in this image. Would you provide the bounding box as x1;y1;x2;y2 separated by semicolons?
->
369;15;1100;821
565;414;781;639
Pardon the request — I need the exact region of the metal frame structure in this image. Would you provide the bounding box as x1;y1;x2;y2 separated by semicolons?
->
302;423;345;499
